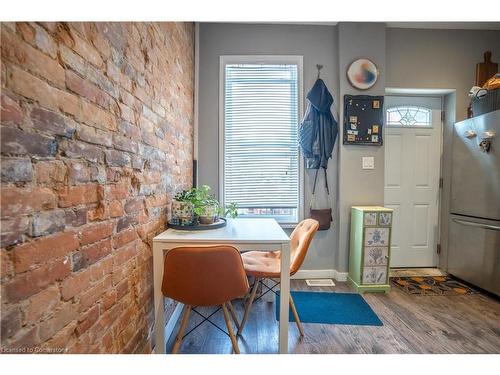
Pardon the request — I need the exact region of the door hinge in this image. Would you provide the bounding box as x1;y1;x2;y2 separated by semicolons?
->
439;177;443;188
441;111;445;122
437;243;441;254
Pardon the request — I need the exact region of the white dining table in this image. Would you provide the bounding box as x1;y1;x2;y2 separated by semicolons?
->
152;218;291;354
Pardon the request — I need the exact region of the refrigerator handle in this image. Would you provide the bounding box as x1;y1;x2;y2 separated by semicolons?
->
452;218;500;232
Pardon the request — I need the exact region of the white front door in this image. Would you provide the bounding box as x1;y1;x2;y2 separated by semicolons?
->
384;96;442;267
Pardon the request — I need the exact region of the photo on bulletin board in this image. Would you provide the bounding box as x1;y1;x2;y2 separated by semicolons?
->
343;95;384;146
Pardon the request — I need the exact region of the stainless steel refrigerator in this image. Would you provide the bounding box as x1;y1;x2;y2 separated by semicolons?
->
449;110;500;296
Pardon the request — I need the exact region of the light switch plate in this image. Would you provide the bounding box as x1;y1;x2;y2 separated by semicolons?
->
362;156;375;170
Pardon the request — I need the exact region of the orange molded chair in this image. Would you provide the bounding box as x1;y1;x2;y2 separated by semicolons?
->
238;219;319;337
162;245;249;354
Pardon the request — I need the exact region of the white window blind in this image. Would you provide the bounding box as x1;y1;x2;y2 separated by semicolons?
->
223;63;299;222
222;61;301;222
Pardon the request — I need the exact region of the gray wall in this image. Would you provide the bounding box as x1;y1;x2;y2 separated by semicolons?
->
337;23;387;272
198;22;500;273
198;23;340;270
386;28;500;270
386;28;500;121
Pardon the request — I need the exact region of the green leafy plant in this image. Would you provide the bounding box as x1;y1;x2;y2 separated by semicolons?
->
223;202;239;219
173;185;238;221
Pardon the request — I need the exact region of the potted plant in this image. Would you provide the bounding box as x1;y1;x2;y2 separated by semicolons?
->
172;190;195;226
194;185;220;224
171;185;238;226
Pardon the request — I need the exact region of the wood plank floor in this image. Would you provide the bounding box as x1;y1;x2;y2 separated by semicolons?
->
165;280;500;354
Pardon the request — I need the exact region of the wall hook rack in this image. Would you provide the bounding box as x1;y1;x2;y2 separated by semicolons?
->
316;64;323;79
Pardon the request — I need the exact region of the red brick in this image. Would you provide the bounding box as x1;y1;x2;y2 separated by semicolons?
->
104;149;130;167
38;302;78;343
1;126;57;157
0;21;195;354
30;107;76;139
1;307;21;339
16;22;35;43
24;285;61;324
65;207;88;227
113;133;137;153
1;28;65;87
32;209;66;237
113;241;138;268
124;197;143;214
108;200;124;218
61;268;93;300
118;120;141;141
78;274;112;312
1;157;33;183
72;239;112;271
76;304;100;336
4;257;71;303
79;100;116;132
13;231;79;273
145;194;167;209
80;221;114;245
116;279;129;300
58;184;98;208
72;32;104;68
6;326;41;349
1;186;56;217
66;70;110;108
89;256;113;282
101;289;117;312
33;23;57;59
105;183;129;200
1;248;12;279
76;123;113;148
7;65;81;117
66;160;91;184
1;92;23;124
111;227;137;249
59;139;104;164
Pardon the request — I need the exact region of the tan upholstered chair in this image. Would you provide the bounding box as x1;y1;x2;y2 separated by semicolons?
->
238;219;319;337
162;245;249;354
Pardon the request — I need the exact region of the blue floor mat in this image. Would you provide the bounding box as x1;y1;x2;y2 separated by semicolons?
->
275;291;383;326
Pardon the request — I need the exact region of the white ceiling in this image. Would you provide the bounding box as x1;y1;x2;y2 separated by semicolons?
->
386;22;500;30
227;22;500;31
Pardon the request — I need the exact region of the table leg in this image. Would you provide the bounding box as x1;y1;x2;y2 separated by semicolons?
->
278;241;290;354
153;242;166;354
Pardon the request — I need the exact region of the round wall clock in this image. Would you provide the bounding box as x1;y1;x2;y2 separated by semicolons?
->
347;58;379;90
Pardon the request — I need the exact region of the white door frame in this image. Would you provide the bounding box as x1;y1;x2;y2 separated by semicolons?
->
384;95;444;268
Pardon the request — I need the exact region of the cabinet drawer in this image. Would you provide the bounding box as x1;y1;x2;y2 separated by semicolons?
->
364;227;389;246
362;266;388;285
364;212;377;226
364;246;389;266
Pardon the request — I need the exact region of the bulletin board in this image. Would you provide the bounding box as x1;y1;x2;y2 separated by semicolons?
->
343;95;384;146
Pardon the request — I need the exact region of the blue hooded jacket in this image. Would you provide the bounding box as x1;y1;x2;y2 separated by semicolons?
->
299;79;338;169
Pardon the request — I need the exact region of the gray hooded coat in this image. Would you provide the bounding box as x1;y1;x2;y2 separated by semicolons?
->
299;79;338;169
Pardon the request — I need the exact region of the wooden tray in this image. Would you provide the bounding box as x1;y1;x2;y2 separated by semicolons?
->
167;217;227;231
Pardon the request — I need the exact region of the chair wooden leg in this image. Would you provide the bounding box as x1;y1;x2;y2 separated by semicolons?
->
289;293;304;337
237;277;260;336
227;300;240;331
222;303;240;354
171;305;192;354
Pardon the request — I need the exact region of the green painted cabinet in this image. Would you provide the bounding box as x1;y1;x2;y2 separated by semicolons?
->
348;206;393;293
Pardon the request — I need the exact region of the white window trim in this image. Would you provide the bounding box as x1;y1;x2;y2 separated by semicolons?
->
218;55;305;225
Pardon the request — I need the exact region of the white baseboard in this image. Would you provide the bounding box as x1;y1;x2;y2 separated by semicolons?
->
292;269;348;282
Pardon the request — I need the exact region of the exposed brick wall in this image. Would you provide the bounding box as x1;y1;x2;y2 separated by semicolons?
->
0;22;194;353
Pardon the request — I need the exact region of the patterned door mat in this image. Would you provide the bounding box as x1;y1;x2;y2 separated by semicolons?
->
391;276;477;296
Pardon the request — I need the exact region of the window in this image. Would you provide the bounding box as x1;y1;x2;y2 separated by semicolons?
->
220;56;303;224
386;106;432;127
